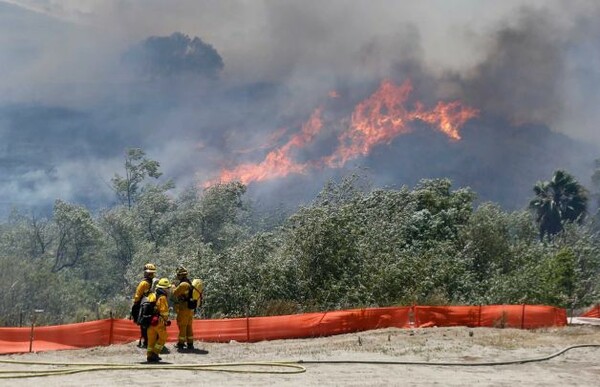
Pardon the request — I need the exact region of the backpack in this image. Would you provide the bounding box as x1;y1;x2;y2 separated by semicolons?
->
137;293;157;328
182;278;203;310
190;278;203;309
131;278;153;324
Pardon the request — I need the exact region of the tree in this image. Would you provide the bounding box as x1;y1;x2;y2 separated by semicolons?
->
132;183;176;251
52;200;101;272
199;182;249;251
111;148;162;209
591;159;600;228
529;170;588;238
98;207;136;267
2;210;54;259
124;32;224;79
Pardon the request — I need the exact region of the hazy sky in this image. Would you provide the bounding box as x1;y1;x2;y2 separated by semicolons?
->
1;0;599;215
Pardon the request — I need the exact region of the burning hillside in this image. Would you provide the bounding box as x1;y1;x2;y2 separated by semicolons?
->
206;79;478;187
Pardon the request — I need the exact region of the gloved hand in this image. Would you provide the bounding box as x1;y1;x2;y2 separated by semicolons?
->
150;315;159;326
165;320;172;327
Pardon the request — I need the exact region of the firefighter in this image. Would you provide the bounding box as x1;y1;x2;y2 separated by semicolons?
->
131;263;156;348
146;277;172;363
173;266;197;350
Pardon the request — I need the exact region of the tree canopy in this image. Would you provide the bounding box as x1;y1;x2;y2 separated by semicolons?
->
0;153;599;326
529;170;588;238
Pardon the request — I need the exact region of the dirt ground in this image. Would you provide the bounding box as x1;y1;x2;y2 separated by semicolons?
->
1;325;599;386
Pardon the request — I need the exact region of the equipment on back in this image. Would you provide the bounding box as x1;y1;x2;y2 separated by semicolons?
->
131;277;153;324
131;303;141;322
137;293;157;328
187;279;203;310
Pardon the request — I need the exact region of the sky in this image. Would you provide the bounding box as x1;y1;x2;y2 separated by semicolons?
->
1;0;600;216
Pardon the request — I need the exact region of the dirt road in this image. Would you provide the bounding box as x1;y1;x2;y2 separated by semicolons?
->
1;326;599;386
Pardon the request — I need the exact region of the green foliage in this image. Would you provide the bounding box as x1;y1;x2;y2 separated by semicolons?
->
52;200;101;272
1;152;599;326
538;248;577;307
206;232;292;317
198;182;249;251
98;206;136;267
529;170;588;238
111;148;163;209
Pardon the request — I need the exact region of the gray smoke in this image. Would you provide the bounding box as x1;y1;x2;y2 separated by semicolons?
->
0;0;599;217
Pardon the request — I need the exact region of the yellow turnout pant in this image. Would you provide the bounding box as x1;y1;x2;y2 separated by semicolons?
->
146;322;167;357
176;307;194;345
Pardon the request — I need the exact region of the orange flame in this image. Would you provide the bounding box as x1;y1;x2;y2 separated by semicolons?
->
206;80;478;186
323;80;478;167
205;108;323;186
233;127;288;154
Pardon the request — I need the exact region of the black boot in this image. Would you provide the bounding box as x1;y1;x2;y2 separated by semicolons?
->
175;342;185;350
186;343;194;350
147;353;160;363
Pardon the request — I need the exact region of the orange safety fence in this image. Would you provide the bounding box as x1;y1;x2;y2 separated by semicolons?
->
581;304;600;318
415;305;566;329
0;305;565;355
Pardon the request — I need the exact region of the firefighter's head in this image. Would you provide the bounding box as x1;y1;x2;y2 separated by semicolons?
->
176;266;188;280
156;277;171;290
143;263;156;278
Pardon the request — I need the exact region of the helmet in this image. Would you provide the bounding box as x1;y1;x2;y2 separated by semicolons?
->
156;278;171;289
176;266;188;278
143;263;157;273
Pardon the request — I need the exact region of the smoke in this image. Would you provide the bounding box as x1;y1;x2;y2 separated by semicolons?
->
458;9;565;124
1;0;600;216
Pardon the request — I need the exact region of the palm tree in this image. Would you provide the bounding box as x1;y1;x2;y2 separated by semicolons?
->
529;170;588;238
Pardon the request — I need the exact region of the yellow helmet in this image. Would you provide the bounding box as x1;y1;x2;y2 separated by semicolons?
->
156;277;171;289
143;263;157;274
176;266;188;278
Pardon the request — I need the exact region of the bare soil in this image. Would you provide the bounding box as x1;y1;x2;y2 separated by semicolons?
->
1;325;600;386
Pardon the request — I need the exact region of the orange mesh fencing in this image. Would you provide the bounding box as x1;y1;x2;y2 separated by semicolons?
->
581;304;600;318
415;305;566;328
0;305;564;355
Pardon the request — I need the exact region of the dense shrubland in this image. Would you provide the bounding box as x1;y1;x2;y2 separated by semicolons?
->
1;150;599;326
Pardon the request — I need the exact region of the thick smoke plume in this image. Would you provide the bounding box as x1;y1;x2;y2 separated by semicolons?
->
0;1;599;216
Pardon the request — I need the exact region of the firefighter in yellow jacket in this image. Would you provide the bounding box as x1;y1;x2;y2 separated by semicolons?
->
146;277;172;363
131;263;156;348
173;266;197;350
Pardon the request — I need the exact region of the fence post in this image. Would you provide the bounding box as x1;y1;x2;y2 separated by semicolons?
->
108;311;114;346
28;318;35;353
521;304;526;329
28;309;44;353
317;311;329;336
246;316;250;342
478;305;482;327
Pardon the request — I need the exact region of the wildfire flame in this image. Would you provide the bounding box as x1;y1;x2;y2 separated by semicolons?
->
206;79;478;187
206;108;323;186
233;127;288;154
